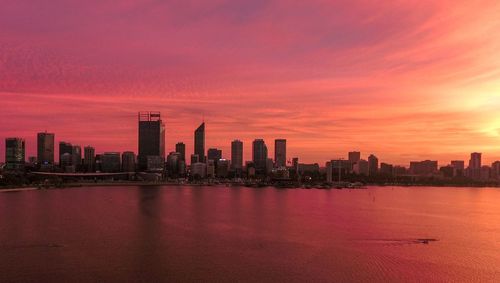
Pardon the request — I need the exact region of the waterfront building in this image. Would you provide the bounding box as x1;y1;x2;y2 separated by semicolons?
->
231;140;243;172
5;138;25;170
122;151;136;172
101;152;121;173
37;132;54;165
194;122;205;163
252;139;268;172
138;111;165;170
175;142;186;162
59;142;73;166
83;146;95;172
368;154;379;176
274;139;287;168
409;160;438;176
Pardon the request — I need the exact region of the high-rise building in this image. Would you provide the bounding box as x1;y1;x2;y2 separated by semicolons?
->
83;146;95;172
252;139;268;172
167;152;181;176
217;159;230;178
491;161;500;180
353;159;369;175
37;132;54;165
207;148;222;162
5;138;25;170
122;151;136;172
368;154;379;176
231;140;243;171
409;160;438;175
450;160;465;177
380;163;393;176
175;142;186;161
59;142;73;166
72;145;82;170
194;122;205;163
348;151;361;164
468;152;482;179
101;152;121;173
138;112;165;170
274;139;287;168
190;154;199;165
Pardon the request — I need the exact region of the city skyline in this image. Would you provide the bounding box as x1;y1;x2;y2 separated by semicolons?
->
1;1;500;165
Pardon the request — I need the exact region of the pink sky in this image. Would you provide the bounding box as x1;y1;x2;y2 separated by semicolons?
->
1;0;500;166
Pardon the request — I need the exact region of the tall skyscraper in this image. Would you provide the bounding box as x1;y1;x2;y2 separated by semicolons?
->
231;140;243;171
59;141;73;166
274;139;287;168
121;151;136;172
368;154;379;176
468;152;482;179
194;122;205;163
252;139;268;171
84;146;95;172
175;142;186;161
138;112;165;170
72;145;82;169
5;138;25;170
37;132;54;165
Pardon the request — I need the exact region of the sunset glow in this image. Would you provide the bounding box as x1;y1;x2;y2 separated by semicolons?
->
1;0;500;165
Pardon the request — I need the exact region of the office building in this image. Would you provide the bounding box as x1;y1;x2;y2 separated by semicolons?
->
450;160;465;177
83;146;95;172
5;138;25;170
231;140;243;171
37;132;54;165
101;152;121;173
59;142;73;166
194;122;205;163
191;162;206;179
354;159;369;175
409;160;438;175
190;154;199;165
207;148;222;162
368;154;379;176
468;152;482;179
175;142;186;161
122;151;136;172
274;139;287;168
72;145;82;170
217;159;230;178
380;163;393;176
252;139;268;172
167;152;181;176
138;112;165;170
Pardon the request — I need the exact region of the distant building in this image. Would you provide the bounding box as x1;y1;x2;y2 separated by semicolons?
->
207;159;215;178
207;148;222;162
231;140;243;172
194;122;205;163
122;151;136;172
480;166;490;181
298;163;320;174
190;154;199;165
266;158;274;174
217;159;230;178
59;142;73;166
491;161;500;180
72;145;82;170
138;112;165;170
353;159;369;175
101;152;121;173
368;154;379;176
468;152;482;179
167;152;181;176
440;166;454;178
380;163;393;176
191;162;206;179
252;139;268;172
147;156;164;172
409;160;438;176
175;142;186;162
60;153;73;172
348;151;361;164
274;139;287;168
37;132;54;165
392;166;407;176
450;160;465;177
5;138;25;170
83;146;95;172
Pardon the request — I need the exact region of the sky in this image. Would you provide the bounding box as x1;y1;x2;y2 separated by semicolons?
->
1;0;500;166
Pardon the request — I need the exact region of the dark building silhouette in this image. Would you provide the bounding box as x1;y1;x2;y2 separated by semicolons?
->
122;151;136;172
274;139;287;168
59;142;73;166
138;112;165;170
101;152;121;173
194;122;205;163
207;148;222;162
84;146;95;172
190;154;199;165
468;152;482;179
368;154;379;176
231;140;243;171
37;132;54;165
410;160;438;176
175;142;186;161
72;145;82;170
252;139;268;172
5;138;25;170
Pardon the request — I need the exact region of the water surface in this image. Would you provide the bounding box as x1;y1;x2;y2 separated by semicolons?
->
1;186;499;282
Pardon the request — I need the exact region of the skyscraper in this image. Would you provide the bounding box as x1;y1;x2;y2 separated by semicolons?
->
468;152;482;179
101;152;121;173
138;112;165;170
59;141;73;166
348;151;361;164
231;140;243;171
274;139;287;168
5;138;25;170
72;145;82;169
252;139;268;172
84;146;95;172
368;154;379;176
175;142;186;161
194;122;205;163
207;148;222;162
37;132;54;165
